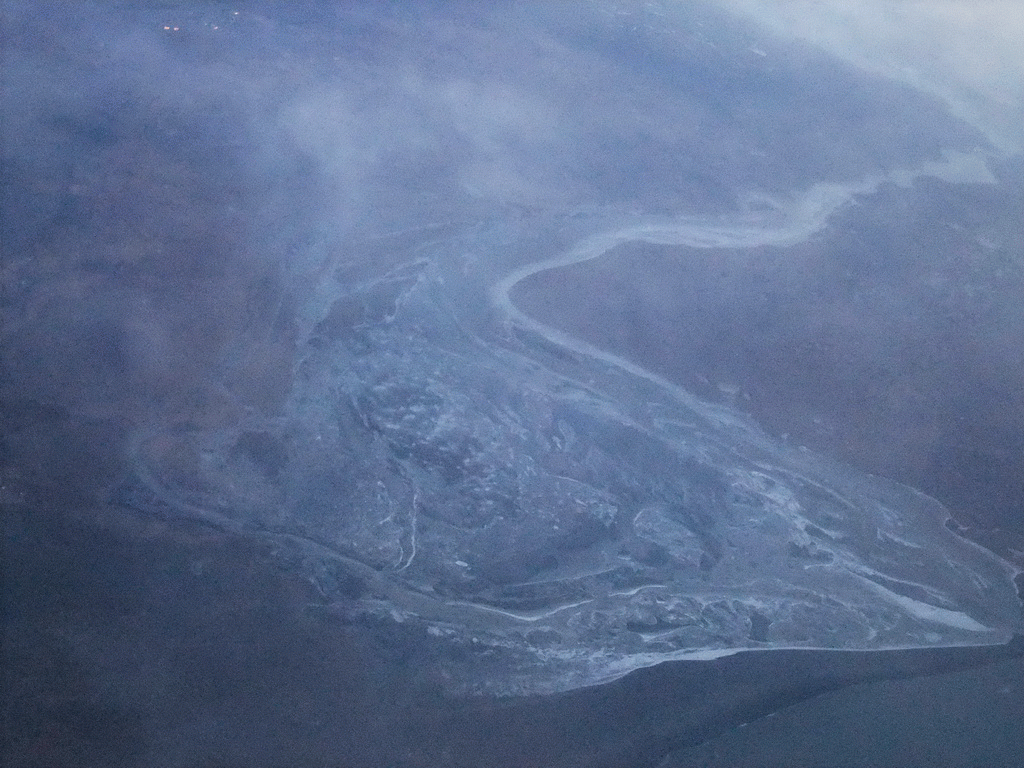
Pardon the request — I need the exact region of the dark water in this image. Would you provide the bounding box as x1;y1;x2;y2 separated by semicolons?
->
4;504;1022;766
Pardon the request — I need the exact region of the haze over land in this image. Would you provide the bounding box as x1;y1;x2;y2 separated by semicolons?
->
721;0;1024;152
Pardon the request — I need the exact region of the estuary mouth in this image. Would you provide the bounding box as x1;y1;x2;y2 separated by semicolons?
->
122;156;1023;695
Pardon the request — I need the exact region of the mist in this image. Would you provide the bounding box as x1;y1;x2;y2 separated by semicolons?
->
719;0;1024;152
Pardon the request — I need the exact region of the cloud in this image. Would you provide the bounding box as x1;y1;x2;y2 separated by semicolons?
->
714;0;1024;153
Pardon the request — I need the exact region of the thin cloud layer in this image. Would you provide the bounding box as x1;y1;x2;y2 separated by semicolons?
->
716;0;1024;153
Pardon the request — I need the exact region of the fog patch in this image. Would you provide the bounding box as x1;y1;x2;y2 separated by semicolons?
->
715;0;1024;153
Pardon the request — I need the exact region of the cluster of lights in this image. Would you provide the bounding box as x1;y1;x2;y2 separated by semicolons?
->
161;10;240;33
